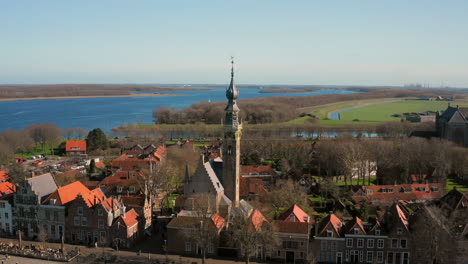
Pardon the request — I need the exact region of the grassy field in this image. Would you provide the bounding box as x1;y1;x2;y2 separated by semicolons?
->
289;98;468;126
340;100;468;122
445;177;468;192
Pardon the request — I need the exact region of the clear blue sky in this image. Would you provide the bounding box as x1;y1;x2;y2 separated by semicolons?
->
1;0;468;87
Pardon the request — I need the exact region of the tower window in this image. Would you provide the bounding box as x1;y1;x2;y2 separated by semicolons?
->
227;146;232;155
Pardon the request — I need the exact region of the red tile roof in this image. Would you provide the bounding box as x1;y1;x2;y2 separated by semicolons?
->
66;140;86;152
211;214;225;229
279;204;311;223
249;209;269;231
318;214;344;237
0;182;16;197
273;221;309;234
352;183;445;205
410;174;428;182
81;188;106;208
120;209;139;227
95;161;106;169
101;196;120;211
239;177;267;197
43;181;90;206
0;171;9;182
241;165;276;176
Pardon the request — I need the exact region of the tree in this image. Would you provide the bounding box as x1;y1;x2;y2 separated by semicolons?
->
228;210;277;264
86;128;108;151
89;159;97;174
25;123;62;153
358;200;369;221
7;162;27;185
265;180;309;218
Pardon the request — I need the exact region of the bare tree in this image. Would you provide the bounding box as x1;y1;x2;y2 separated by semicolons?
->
25;123;62;153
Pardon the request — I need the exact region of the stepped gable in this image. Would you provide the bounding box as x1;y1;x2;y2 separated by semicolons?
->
279;204;311;223
80;188;106;208
43;181;90;205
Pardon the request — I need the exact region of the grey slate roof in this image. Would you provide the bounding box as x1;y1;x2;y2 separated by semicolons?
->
203;162;224;194
28;173;58;202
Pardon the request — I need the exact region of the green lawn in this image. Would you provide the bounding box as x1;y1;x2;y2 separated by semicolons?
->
15;143;61;159
445;178;468;192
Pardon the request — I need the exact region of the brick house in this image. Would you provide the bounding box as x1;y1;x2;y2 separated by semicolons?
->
65;188;120;246
272;220;310;262
14;173;58;238
65;140;87;155
311;203;412;264
38;181;90;241
120;195;152;234
109;208;140;248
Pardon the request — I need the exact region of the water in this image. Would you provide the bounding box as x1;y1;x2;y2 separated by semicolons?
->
0;88;357;132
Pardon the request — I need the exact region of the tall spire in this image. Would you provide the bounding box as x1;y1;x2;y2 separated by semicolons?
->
226;56;239;102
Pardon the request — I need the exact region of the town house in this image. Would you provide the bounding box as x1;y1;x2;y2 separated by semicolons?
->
0;181;16;236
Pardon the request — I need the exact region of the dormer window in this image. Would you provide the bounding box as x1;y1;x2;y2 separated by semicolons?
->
397;228;403;234
129;186;135;193
290;215;295;221
326;230;333;237
354;228;359;234
117;186;123;193
375;229;381;235
303;216;309;222
227;146;232;155
77;207;83;216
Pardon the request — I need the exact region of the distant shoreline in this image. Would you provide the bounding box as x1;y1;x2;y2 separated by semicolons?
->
0;93;184;102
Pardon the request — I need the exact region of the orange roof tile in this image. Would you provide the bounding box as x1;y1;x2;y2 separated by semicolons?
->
81;188;106;208
211;214;225;229
249;209;269;231
0;182;16;197
95;161;106;169
0;171;9;181
43;181;90;206
240;177;267;197
66;140;86;152
101;196;120;211
120;209;139;227
279;204;311;223
241;165;276;176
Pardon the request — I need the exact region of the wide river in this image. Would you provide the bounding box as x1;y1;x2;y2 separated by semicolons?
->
0;88;357;132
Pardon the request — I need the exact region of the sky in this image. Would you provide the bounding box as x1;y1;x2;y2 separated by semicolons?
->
1;0;468;87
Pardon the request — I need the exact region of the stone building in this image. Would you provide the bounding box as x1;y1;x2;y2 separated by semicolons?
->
436;105;468;147
0;182;16;236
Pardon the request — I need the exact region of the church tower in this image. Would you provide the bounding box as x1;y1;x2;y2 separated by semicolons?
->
222;57;242;207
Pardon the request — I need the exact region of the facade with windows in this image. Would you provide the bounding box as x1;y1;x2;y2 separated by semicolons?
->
0;197;14;236
312;204;412;264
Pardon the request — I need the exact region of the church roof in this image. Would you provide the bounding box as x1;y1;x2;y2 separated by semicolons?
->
440;106;468;123
203;161;224;194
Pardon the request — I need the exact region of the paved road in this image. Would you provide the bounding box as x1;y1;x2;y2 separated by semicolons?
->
0;255;62;264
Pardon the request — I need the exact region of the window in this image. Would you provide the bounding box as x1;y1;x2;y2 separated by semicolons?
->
100;231;106;243
129;186;135;193
332;241;337;251
185;242;192;252
98;219;104;229
117;186;123;193
397;228;403;234
387;252;394;264
354;228;360;234
98;209;103;216
400;239;407;249
277;251;281;257
74;216;80;226
321;240;327;251
359;251;364;262
327;230;333;237
377;251;384;263
0;202;4;208
290;215;295;221
346;250;349;261
81;216;87;226
367;251;374;263
357;238;364;248
45;211;50;220
53;211;58;221
392;239;398;248
375;229;381;235
377;239;384;249
51;225;56;235
402;252;410;264
4;213;7;219
77;207;83;216
346;238;353;248
283;241;299;249
300;252;304;258
367;239;374;248
208;244;214;254
5;223;9;232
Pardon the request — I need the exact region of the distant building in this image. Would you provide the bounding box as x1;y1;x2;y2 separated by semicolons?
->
65;140;87;155
436;105;468;147
0;182;16;236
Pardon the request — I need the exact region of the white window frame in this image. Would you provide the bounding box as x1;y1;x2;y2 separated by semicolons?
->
367;239;374;248
377;239;384;249
346;238;353;248
81;216;87;226
74;216;80;226
77;207;83;216
377;251;384;263
357;238;364;248
367;251;374;263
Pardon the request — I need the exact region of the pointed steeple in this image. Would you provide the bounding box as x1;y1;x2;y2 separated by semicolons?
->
184;160;190;184
226;57;239;102
224;57;241;129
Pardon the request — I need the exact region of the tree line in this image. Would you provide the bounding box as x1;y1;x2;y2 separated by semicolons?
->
153;88;466;125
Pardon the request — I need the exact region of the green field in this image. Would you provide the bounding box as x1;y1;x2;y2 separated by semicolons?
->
340;100;467;122
289;98;468;126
